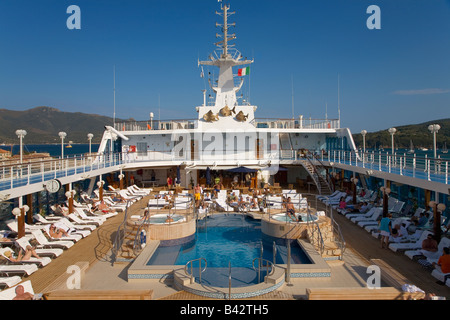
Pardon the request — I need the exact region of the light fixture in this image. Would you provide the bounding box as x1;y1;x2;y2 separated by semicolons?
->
59;131;67;159
388;127;397;155
15;129;27;164
428;124;441;159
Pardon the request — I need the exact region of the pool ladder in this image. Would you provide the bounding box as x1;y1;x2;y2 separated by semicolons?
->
184;258;207;284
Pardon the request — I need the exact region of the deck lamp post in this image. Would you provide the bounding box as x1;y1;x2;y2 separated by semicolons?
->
87;133;94;154
149;112;154;130
351;177;359;204
428;124;440;159
15;129;27;164
429;201;446;241
361;130;367;154
388;127;397;155
12;204;29;239
380;186;391;217
65;189;76;214
58;132;67;159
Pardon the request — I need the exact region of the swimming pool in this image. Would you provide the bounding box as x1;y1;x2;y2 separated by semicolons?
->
146;214;312;287
271;212;319;223
148;214;186;224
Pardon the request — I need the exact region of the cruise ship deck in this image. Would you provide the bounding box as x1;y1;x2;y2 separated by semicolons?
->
18;188;448;301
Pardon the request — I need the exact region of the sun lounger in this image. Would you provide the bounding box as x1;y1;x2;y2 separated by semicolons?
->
73;208;105;225
404;237;450;261
31;230;74;249
0;280;35;300
0;263;38;277
0;247;52;267
15;237;64;258
58;217;95;234
67;214;98;230
351;208;382;223
388;230;433;252
0;276;22;288
42;224;82;243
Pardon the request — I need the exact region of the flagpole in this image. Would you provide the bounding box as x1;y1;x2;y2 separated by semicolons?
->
113;65;116;126
291;74;294;119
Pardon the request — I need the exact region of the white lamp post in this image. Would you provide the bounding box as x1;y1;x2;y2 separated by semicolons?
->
428;124;440;159
361;130;367;154
15;129;27;164
149;112;154;130
388;127;397;155
87;133;94;154
58;132;67;159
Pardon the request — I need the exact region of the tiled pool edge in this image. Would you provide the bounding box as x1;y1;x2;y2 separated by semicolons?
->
127;238;332;298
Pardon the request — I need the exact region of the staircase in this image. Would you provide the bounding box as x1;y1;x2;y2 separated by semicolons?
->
111;199;149;264
299;159;332;195
307;216;345;263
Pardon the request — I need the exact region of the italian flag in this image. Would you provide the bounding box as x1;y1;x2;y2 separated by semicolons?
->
238;67;250;76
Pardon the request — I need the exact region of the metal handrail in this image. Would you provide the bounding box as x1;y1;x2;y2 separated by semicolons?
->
184;257;207;284
132;202;151;255
252;258;275;284
305;206;325;255
111;200;133;265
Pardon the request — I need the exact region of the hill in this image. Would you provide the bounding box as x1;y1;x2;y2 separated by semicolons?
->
0;107;122;144
352;119;450;150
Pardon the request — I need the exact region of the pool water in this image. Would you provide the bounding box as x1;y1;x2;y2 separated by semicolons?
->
147;214;311;287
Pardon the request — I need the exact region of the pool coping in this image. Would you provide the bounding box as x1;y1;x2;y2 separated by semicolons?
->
128;239;331;281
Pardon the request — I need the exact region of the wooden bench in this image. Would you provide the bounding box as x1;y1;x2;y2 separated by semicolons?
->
369;258;425;299
43;289;153;300
306;287;406;300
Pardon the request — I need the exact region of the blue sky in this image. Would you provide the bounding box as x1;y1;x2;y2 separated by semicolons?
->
0;0;449;133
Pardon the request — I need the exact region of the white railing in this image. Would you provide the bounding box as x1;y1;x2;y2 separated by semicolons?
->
0;153;123;193
317;150;449;185
1;148;448;195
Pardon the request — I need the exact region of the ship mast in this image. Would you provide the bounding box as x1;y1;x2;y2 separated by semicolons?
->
198;2;253;108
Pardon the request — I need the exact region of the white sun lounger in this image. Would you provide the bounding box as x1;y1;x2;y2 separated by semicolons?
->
388;230;433;252
404;237;450;261
73;208;105;225
42;224;82;242
0;276;22;288
57;218;94;236
0;264;38;277
67;214;98;231
31;230;74;249
0;280;35;300
15;237;64;258
0;247;52;267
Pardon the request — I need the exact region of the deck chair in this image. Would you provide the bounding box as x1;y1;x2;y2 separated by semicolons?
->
350;207;381;223
355;209;383;228
0;280;35;300
404;237;450;262
388;230;433;252
5;219;45;235
15;237;63;258
42;224;82;242
0;247;52;267
345;206;377;220
67;214;99;229
30;230;74;249
73;208;105;225
0;263;38;277
56;218;93;236
0;276;22;289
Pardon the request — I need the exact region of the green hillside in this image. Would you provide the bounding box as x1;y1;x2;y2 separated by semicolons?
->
0;106;121;144
352;119;450;150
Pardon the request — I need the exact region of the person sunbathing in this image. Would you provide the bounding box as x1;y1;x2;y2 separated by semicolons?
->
12;285;34;300
49;224;69;239
5;246;41;262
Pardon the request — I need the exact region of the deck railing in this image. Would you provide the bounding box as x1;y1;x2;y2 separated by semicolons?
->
1;148;448;197
317;150;449;185
113;118;340;132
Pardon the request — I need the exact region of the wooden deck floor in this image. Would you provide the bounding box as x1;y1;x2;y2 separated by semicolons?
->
19;192;450;299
